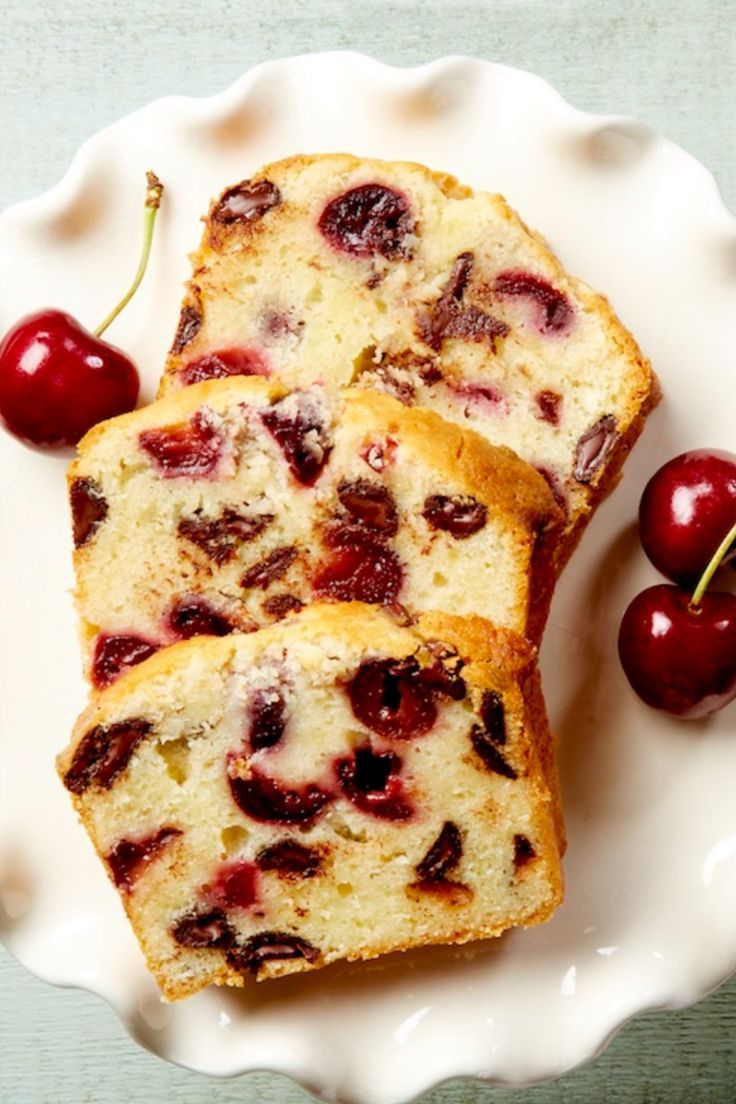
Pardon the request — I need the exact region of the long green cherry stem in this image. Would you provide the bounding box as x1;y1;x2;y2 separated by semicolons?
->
94;171;164;338
690;519;736;608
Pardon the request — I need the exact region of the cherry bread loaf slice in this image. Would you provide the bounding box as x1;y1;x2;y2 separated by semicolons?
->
68;376;561;688
57;602;564;1000
160;153;659;563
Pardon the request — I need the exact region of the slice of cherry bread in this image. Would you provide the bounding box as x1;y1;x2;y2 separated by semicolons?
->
57;602;564;999
160;153;658;561
69;375;561;688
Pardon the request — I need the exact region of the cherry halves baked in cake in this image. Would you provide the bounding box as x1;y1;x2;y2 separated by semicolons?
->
68;376;561;688
160;153;659;561
57;603;564;999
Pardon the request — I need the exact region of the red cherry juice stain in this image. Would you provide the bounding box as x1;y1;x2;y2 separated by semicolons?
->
179;346;271;386
313;535;403;605
139;410;225;477
202;860;259;910
535;389;562;426
493;269;574;335
446;379;508;416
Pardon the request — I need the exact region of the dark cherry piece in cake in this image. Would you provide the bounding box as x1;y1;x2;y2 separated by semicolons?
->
318;184;415;259
92;634;159;688
229;931;320;973
179;347;270;387
257;840;323;878
348;657;437;739
240;546;298;590
261;393;332;485
106;827;182;892
228;766;333;825
212;180;282;225
168;597;235;640
139;410;224;477
573;415;617;483
70;477;108;548
493;270;573;334
422;494;488;538
178;507;275;566
246;684;288;751
64;719;152;795
415;821;462;882
335;745;413;821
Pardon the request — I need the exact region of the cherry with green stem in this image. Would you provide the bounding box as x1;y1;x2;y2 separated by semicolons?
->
618;519;736;719
639;449;736;585
0;172;164;448
689;521;736;608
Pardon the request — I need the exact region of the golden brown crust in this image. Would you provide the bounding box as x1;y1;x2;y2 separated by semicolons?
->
72;375;282;462
490;191;658;438
416;611;565;860
552;376;662;571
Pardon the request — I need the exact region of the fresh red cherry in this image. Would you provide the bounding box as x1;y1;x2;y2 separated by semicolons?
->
639;450;736;585
0;173;163;449
0;310;139;447
618;585;736;719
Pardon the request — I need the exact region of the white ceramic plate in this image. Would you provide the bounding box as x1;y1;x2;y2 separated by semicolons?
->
1;52;735;1104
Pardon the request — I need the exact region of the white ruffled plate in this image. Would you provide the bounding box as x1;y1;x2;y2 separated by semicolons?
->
1;52;735;1104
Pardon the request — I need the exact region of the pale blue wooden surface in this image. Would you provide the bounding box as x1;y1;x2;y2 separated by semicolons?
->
1;1;735;1101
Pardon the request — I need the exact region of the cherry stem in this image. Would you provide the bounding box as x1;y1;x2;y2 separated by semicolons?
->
94;172;164;338
690;519;736;608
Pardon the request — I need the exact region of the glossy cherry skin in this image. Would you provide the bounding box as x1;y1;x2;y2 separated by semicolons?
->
0;309;139;447
639;450;736;585
618;585;736;719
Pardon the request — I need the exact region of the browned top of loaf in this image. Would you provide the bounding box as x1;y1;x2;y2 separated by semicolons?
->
173;151;656;445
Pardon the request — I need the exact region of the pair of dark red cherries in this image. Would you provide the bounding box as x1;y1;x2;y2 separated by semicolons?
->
618;450;736;719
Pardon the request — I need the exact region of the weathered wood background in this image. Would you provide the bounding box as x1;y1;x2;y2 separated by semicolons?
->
1;1;734;1100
